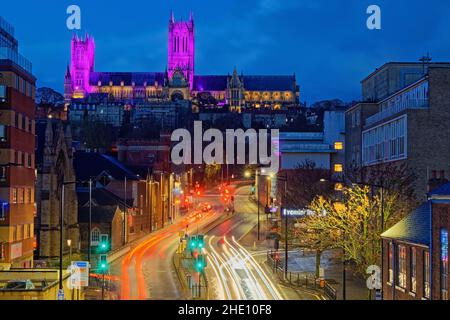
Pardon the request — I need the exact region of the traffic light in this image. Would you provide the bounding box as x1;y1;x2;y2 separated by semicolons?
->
99;254;109;273
195;255;207;273
189;236;198;251
98;234;110;253
197;235;205;249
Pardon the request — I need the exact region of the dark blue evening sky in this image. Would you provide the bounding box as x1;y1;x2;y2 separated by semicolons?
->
2;0;450;103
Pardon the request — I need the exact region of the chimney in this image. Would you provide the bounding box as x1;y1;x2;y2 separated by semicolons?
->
428;169;449;193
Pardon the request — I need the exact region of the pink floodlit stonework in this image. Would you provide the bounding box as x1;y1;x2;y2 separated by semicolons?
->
168;11;195;89
70;33;95;94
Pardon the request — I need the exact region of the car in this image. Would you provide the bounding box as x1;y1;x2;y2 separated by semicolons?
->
2;280;35;290
202;203;212;212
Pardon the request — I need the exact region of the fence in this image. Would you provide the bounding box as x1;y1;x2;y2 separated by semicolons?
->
173;252;209;300
267;250;337;300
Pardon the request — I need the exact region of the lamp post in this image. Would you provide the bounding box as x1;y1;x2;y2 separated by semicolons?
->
277;173;289;279
256;169;261;241
67;239;72;262
59;181;77;293
88;178;92;264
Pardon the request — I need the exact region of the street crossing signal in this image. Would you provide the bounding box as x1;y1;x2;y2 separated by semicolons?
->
195;255;207;273
98;234;110;253
99;254;108;273
197;235;205;249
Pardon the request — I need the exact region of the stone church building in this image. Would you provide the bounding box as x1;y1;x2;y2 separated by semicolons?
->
34;119;79;260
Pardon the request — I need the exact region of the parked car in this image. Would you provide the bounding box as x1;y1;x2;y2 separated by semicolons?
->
2;280;35;290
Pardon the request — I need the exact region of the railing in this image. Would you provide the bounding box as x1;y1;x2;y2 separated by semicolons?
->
0;47;32;74
267;250;337;300
0;17;14;36
365;98;429;126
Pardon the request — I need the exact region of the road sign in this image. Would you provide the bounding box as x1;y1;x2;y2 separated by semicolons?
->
72;261;89;288
57;289;65;300
375;289;382;300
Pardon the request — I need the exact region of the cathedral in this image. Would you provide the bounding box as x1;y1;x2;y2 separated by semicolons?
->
64;11;300;113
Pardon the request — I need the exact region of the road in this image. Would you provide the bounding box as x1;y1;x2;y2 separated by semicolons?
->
204;186;283;300
118;197;224;300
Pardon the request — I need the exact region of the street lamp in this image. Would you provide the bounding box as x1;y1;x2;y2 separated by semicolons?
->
59;181;77;293
277;173;289;279
67;239;72;262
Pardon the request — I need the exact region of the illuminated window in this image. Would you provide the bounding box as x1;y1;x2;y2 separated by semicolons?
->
334;142;344;150
424;251;430;299
334;183;344;191
396;245;407;289
410;247;417;293
441;229;448;300
334;164;343;173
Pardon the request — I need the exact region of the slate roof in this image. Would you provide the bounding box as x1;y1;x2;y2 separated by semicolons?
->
73;151;140;182
77;188;132;208
428;182;450;197
78;205;118;224
89;72;165;86
193;75;297;92
381;202;431;246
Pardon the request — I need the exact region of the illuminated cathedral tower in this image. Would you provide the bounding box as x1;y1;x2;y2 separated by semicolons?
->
69;33;95;98
168;11;195;89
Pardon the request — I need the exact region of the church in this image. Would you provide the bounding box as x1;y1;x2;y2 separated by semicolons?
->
64;11;300;113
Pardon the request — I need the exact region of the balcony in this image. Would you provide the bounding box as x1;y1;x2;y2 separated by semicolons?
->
365;98;429;127
0;47;32;74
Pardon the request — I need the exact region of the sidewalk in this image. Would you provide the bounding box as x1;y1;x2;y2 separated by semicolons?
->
240;219;368;300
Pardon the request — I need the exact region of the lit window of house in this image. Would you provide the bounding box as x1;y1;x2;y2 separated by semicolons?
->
334;164;343;173
410;247;417;293
334;142;344;150
397;245;407;289
424;251;431;299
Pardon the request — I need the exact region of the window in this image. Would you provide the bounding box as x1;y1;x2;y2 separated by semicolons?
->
334;142;344;150
388;242;394;283
397;245;407;288
17;188;24;204
424;251;431;299
0;85;6;101
334;164;343;173
0;125;6;142
411;247;417;293
22;116;26;132
441;229;448;300
12;188;18;203
0;202;7;220
91;228;100;245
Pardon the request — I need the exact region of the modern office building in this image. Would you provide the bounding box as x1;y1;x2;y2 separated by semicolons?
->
346;62;450;199
0;16;36;269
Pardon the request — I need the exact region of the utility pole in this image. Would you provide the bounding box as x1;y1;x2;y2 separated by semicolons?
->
88;179;92;263
257;169;260;241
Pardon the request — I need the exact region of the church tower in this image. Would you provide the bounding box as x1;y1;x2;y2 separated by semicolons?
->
70;33;95;98
63;65;72;103
168;11;195;90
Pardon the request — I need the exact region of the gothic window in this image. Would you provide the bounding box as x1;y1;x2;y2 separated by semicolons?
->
91;228;100;245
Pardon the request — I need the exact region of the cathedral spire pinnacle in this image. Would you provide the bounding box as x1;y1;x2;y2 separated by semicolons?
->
170;10;175;23
189;11;194;22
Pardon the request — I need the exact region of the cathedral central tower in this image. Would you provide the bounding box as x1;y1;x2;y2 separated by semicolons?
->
168;11;195;90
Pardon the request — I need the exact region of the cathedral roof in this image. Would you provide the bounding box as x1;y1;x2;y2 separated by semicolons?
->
89;72;165;86
193;75;297;92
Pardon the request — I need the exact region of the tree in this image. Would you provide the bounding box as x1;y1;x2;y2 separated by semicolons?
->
204;163;222;187
305;184;410;277
278;160;334;210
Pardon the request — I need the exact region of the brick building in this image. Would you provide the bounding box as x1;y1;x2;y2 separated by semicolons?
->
0;17;36;269
381;182;449;300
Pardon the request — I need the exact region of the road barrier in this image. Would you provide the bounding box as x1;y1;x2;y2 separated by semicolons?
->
173;252;209;300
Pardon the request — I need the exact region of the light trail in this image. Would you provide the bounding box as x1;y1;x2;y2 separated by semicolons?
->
205;235;284;301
